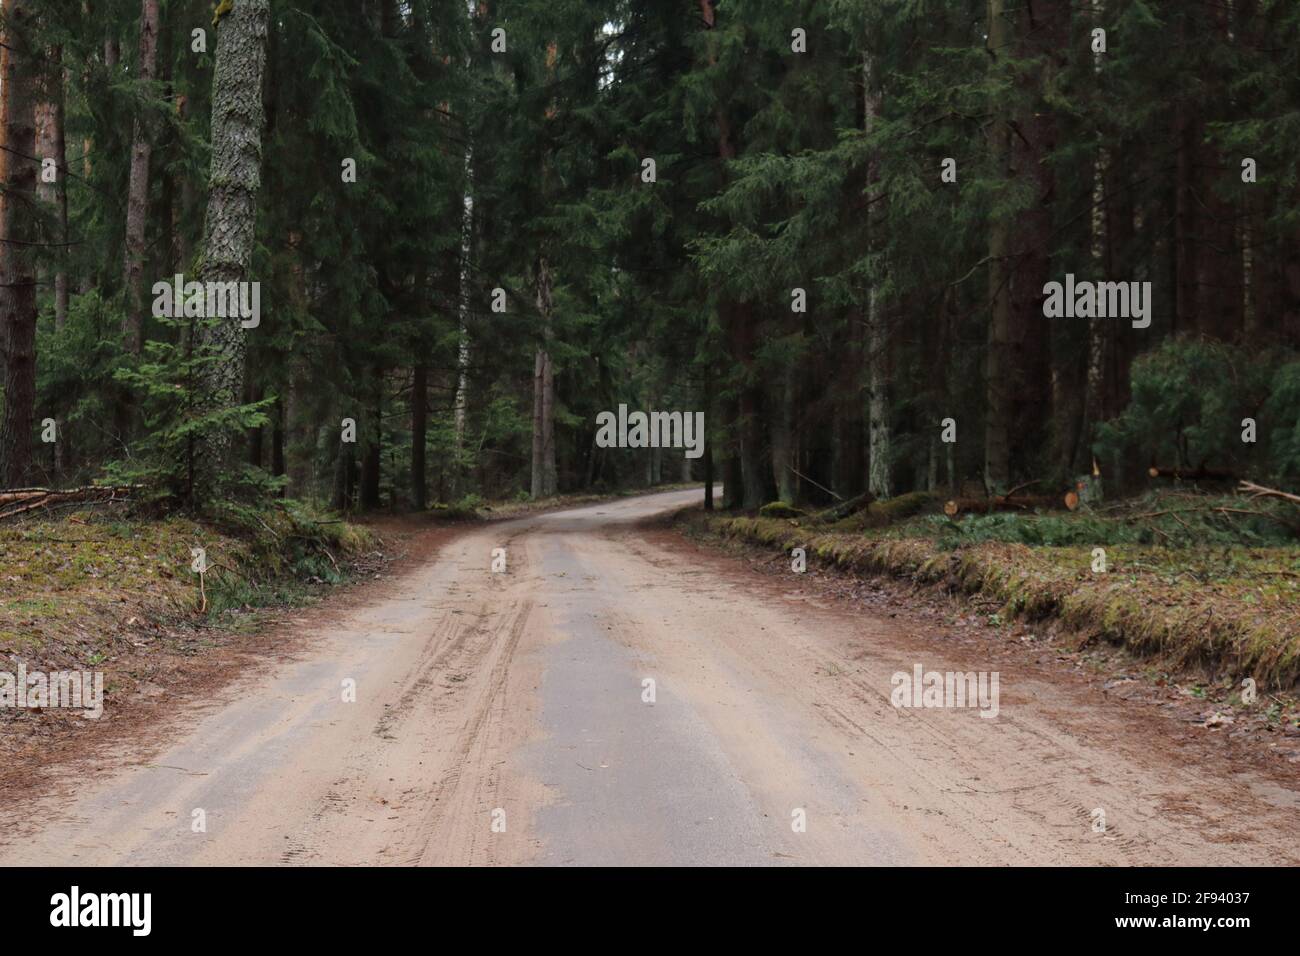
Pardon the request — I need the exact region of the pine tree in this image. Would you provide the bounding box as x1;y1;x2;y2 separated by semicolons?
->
193;0;270;504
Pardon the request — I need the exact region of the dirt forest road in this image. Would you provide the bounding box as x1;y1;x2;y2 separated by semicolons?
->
3;488;1299;866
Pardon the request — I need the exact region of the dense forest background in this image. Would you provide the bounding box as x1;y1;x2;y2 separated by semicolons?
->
1;0;1298;516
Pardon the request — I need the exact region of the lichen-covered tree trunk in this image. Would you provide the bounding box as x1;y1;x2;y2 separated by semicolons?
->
194;0;270;504
122;0;159;355
0;0;38;487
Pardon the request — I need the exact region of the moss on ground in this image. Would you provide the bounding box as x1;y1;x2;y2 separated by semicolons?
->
0;503;378;664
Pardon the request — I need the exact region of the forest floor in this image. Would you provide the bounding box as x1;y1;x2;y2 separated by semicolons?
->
2;487;1299;866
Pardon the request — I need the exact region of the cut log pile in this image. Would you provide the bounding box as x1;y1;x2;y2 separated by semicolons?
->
0;486;138;521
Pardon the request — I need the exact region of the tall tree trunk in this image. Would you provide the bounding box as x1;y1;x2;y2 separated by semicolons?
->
245;380;263;466
454;146;473;454
731;303;769;509
865;291;892;498
360;367;383;510
1196;0;1243;341
1106;138;1137;421
699;0;762;509
1010;1;1064;475
1083;147;1110;466
177;94;196;269
1173;43;1196;338
47;50;70;476
193;0;270;505
937;288;958;494
271;396;285;491
530;256;557;498
122;0;159;355
334;440;353;512
411;363;427;509
0;0;38;487
984;0;1012;492
771;362;796;502
830;315;864;499
719;368;743;509
529;40;559;501
862;49;891;499
36;46;68;332
702;360;714;510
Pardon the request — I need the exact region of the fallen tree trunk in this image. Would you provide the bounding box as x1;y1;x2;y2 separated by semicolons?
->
811;491;872;524
0;485;138;519
1148;465;1239;481
944;492;1077;517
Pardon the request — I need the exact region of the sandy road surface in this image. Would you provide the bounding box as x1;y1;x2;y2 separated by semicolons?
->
2;488;1298;866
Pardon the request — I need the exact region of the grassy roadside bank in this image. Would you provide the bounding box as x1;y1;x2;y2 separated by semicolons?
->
0;502;380;735
688;500;1300;693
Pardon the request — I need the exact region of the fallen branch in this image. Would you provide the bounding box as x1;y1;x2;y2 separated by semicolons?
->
1238;480;1300;506
0;485;139;520
1004;479;1042;499
1214;507;1300;534
790;466;843;502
